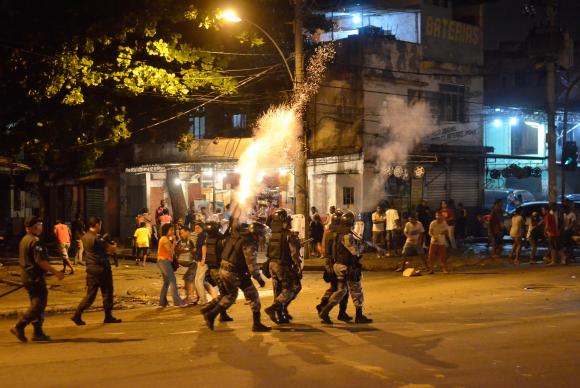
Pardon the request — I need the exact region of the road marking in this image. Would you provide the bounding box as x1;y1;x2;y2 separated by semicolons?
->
169;330;198;335
106;332;126;335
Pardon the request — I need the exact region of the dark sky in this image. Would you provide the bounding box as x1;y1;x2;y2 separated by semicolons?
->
484;0;580;50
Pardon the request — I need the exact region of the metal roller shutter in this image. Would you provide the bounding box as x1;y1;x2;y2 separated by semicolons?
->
423;165;447;207
86;186;105;220
450;160;481;208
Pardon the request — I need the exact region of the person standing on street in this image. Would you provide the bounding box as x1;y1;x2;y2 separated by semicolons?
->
318;210;372;325
54;219;74;275
264;209;302;324
156;223;185;307
416;200;433;246
316;209;352;323
544;203;564;266
193;222;217;305
155;199;169;241
71;217;122;325
562;201;577;264
203;223;270;332
509;208;525;265
428;211;451;274
10;217;64;343
439;200;457;249
199;222;233;322
371;206;386;258
309;214;324;257
398;215;426;272
71;213;85;265
133;221;150;266
175;226;197;304
488;200;504;257
385;203;400;257
527;211;543;263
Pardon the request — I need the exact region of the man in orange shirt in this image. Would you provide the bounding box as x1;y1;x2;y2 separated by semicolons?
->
54;220;74;275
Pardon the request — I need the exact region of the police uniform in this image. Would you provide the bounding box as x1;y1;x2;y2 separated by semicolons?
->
319;211;372;324
13;231;50;341
72;230;120;324
202;224;270;332
264;213;302;324
316;223;350;321
199;223;233;322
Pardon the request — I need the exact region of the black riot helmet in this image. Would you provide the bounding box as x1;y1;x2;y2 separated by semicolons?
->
330;208;344;226
247;222;266;238
205;221;221;236
271;208;288;223
340;210;355;228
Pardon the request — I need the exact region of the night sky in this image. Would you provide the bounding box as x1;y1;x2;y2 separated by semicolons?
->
484;0;580;50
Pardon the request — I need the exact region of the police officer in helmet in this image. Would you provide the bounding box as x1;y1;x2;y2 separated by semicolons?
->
319;209;372;324
264;209;302;324
199;221;233;322
10;217;64;342
316;209;352;322
203;222;270;332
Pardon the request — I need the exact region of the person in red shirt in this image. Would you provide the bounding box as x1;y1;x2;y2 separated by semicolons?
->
54;220;74;275
544;204;564;266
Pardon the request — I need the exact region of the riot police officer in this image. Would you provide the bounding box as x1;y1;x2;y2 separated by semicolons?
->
71;216;122;325
10;217;64;342
203;222;270;332
316;209;352;322
199;221;233;322
319;210;372;324
264;209;302;324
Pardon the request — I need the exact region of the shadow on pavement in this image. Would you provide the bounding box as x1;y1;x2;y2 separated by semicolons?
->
34;337;144;344
191;329;297;388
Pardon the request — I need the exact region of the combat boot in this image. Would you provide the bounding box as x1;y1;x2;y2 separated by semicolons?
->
319;304;334;325
10;322;27;343
316;299;328;314
337;309;353;322
31;323;51;342
354;307;373;324
264;304;281;324
282;305;293;321
200;300;218;314
276;309;290;324
219;310;234;322
252;312;271;332
203;304;224;331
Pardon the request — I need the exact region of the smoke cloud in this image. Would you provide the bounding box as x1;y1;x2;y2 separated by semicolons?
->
364;96;437;211
234;45;335;212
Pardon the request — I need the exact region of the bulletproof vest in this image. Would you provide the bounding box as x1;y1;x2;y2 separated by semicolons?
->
333;226;353;265
267;220;292;264
221;235;250;273
205;234;224;268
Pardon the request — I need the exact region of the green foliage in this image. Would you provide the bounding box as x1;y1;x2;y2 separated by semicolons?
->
1;0;260;173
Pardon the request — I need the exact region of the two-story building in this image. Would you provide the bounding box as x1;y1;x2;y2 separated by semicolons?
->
307;0;486;218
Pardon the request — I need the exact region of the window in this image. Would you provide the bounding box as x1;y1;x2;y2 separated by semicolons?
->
189;116;205;139
343;187;354;205
232;114;246;129
438;84;467;123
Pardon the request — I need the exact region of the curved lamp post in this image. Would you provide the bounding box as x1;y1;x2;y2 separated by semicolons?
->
218;9;294;84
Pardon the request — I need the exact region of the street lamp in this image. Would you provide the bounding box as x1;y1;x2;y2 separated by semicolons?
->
217;9;294;84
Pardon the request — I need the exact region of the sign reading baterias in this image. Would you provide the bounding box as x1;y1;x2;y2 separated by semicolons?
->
421;5;482;66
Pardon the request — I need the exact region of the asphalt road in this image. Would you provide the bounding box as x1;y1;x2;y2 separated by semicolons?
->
0;266;579;388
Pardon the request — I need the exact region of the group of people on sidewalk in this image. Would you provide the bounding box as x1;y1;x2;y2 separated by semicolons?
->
490;199;578;266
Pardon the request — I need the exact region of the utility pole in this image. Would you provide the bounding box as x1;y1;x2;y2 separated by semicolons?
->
294;0;307;219
545;0;558;203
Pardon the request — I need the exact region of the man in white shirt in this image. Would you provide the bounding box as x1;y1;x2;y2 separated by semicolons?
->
428;211;450;274
398;215;426;271
371;206;386;258
562;202;577;264
385;204;400;257
509;208;525;265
